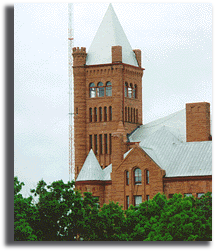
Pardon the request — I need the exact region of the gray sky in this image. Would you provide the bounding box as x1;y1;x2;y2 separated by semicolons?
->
14;2;212;196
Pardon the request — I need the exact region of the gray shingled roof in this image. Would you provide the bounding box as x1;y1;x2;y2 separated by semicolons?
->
86;3;138;67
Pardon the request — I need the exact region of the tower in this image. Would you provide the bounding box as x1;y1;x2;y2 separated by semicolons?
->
73;4;144;179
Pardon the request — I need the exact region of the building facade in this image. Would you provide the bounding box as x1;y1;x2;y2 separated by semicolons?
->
73;4;212;209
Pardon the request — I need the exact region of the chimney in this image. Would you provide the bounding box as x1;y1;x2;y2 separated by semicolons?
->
112;46;122;63
186;102;211;142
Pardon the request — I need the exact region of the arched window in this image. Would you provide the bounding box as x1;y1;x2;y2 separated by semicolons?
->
109;106;112;121
126;171;129;185
99;107;102;122
106;81;112;96
125;82;128;97
128;83;133;98
134;168;142;185
134;84;137;99
104;106;107;121
146;170;149;184
94;107;97;122
89;83;96;98
97;82;104;97
89;108;92;122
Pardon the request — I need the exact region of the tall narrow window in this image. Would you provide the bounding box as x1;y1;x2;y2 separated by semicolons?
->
134;168;142;185
99;107;102;122
126;171;129;185
99;134;103;154
128;107;130;122
89;83;96;98
94;135;98;155
97;82;104;97
109;106;112;121
89;108;92;122
133;108;135;123
106;81;112;96
136;109;138;123
134;84;137;99
94;107;97;122
104;134;108;154
126;196;130;209
125;83;128;97
128;84;133;98
125;107;127;122
104;107;107;121
89;135;92;150
109;133;112;154
146;170;149;184
146;195;150;201
131;108;133;122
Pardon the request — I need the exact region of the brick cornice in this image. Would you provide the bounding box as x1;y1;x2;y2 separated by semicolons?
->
75;180;112;186
163;175;212;182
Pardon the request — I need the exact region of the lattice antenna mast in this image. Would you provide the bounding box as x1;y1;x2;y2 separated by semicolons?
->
68;3;74;182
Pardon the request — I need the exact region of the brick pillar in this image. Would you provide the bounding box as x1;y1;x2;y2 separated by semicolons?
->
73;47;87;179
186;102;211;142
133;49;141;68
112;46;122;63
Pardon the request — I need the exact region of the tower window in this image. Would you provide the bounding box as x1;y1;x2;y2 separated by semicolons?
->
104;134;108;154
109;106;112;121
89;108;92;122
128;83;133;98
106;81;112;96
104;107;107;121
125;82;128;97
134;84;137;99
89;135;92;150
94;107;97;122
146;170;149;184
134;168;141;185
99;107;102;122
126;171;129;185
109;133;112;154
94;134;98;154
99;134;103;154
89;83;96;98
97;82;104;97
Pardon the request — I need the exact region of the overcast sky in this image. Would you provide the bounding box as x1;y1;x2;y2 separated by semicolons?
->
14;2;212;196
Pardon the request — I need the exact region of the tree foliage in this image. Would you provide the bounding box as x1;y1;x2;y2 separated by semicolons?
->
14;177;212;241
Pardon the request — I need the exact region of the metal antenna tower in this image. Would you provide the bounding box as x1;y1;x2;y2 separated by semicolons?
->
68;3;74;182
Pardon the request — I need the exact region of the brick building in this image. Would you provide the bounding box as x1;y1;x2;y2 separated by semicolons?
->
73;4;212;209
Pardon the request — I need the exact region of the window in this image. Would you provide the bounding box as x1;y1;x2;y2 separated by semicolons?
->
109;133;112;154
134;195;142;206
146;170;149;184
106;81;112;96
134;84;137;99
125;83;128;97
134;168;142;185
99;134;103;154
99;107;102;122
125;107;127;122
89;135;92;150
184;193;192;197
126;171;129;185
94;107;97;122
97;82;104;97
128;84;133;98
126;196;130;209
104;134;108;154
146;195;150;201
109;106;112;121
197;193;205;198
94;135;98;154
133;108;135;123
136;109;138;123
89;83;96;98
89;108;92;122
131;108;133;122
104;107;107;121
128;107;130;122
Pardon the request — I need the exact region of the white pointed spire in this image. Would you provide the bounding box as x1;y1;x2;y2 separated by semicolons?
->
86;3;138;67
76;149;104;181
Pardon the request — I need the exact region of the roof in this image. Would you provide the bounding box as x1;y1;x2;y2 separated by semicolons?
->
86;3;138;67
76;149;112;181
139;126;212;177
